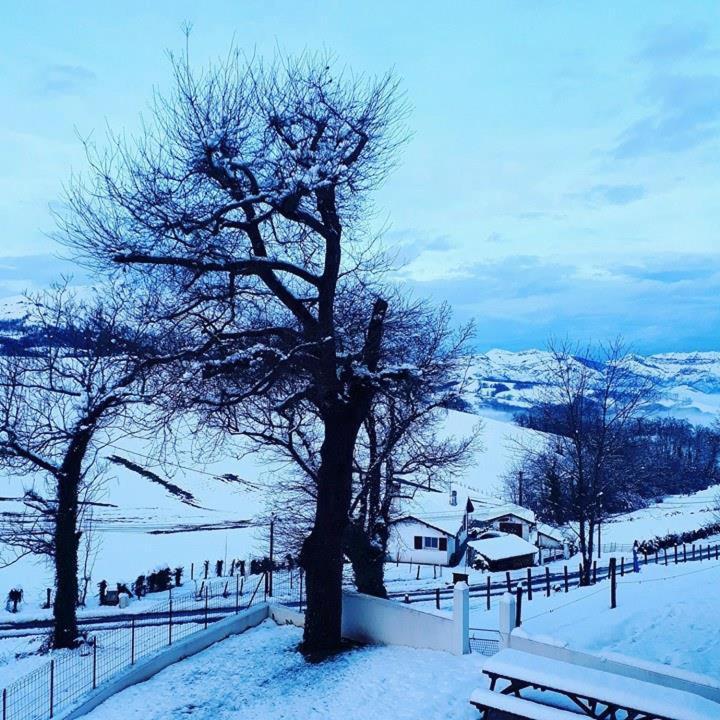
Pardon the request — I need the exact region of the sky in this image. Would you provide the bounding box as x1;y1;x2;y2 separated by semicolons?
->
1;1;719;353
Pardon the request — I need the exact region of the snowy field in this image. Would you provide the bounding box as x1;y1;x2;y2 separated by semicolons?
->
518;559;720;679
79;620;486;720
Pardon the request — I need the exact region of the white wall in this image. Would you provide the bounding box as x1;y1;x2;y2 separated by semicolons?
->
388;520;454;565
342;585;469;656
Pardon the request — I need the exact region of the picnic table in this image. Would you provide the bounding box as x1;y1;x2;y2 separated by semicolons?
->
475;649;720;720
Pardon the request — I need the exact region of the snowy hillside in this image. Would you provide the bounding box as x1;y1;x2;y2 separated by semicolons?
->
459;349;720;425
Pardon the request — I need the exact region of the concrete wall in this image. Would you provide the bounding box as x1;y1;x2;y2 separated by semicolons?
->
62;603;270;720
341;583;469;655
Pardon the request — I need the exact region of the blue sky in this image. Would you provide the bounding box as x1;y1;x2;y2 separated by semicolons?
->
1;1;719;352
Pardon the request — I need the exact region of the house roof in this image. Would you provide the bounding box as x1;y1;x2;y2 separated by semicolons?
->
468;533;539;562
469;501;536;525
537;523;564;543
392;514;461;537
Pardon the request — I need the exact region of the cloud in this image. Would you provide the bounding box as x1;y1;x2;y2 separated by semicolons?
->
575;184;646;207
613;26;720;159
0;254;88;299
39;64;97;95
400;254;720;353
613;74;720;158
386;230;457;266
635;25;712;64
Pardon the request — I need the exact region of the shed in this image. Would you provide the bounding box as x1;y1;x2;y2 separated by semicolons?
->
468;532;539;571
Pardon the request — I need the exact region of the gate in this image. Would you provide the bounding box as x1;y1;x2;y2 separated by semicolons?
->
468;627;501;656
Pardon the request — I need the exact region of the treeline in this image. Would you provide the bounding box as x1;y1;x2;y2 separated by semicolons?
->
514;408;720;523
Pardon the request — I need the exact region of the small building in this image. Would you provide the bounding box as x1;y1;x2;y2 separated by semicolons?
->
536;523;566;563
468;532;539;571
388;515;461;565
468;502;537;542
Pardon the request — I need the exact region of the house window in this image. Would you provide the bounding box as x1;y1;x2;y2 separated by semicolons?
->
439;537;448;552
424;536;439;549
414;536;422;550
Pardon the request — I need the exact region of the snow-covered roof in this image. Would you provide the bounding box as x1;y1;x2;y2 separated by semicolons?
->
393;513;464;537
537;523;563;543
468;533;538;561
470;501;536;525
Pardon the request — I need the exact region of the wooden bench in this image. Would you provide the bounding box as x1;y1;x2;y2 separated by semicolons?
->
477;649;720;720
470;688;583;719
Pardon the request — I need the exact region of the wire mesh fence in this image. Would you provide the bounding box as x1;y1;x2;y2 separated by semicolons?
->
0;570;295;720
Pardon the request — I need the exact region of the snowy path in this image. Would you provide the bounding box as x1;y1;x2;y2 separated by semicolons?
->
80;620;487;720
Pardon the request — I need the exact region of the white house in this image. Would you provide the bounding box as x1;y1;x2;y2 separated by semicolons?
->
388;486;470;565
467;532;539;571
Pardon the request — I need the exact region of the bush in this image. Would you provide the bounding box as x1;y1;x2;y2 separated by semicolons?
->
636;522;720;555
6;587;23;613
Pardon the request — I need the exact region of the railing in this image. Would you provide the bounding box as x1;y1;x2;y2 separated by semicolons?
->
0;570;300;720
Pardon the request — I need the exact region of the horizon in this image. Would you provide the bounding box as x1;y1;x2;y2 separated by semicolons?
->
2;1;720;353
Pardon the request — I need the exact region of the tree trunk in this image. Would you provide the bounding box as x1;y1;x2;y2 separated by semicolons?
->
53;469;80;649
300;412;359;655
344;521;388;599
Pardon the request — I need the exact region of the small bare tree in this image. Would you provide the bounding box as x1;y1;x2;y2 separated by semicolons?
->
0;286;173;648
508;339;656;585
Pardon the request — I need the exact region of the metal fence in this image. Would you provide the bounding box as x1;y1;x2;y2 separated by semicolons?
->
468;628;501;656
0;569;305;720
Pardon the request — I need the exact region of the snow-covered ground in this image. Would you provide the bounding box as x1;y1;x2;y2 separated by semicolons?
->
79;620;485;720
518;559;720;679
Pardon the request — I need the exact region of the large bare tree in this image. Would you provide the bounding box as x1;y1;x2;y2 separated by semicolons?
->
0;287;172;648
59;51;407;652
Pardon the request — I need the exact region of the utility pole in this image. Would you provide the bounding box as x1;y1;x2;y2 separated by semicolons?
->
269;514;275;597
597;519;601;559
518;470;524;506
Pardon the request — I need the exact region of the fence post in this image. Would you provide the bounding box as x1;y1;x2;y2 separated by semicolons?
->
683;544;687;562
435;587;440;610
716;545;718;561
498;593;515;648
545;566;551;597
654;551;658;564
299;571;303;613
2;687;5;720
514;586;523;627
49;659;54;718
486;575;491;610
505;571;512;593
692;544;696;561
675;545;678;564
235;574;240;614
564;565;568;593
92;636;97;689
168;590;173;646
609;558;617;609
131;618;136;665
592;560;597;584
191;562;194;581
526;568;532;600
664;548;668;566
204;587;209;630
452;582;470;655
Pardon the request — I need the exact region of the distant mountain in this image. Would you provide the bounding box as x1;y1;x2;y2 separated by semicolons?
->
457;349;720;427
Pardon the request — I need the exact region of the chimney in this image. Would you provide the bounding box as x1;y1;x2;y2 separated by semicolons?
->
450;489;458;506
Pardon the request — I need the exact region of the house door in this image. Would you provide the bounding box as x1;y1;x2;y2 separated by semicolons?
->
499;522;523;537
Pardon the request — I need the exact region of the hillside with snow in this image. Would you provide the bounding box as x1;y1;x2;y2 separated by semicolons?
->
458;349;720;426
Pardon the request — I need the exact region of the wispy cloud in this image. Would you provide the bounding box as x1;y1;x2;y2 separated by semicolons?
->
38;64;97;95
574;184;646;207
613;26;720;159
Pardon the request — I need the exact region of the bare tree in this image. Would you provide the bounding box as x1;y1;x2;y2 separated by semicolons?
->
59;49;408;652
0;286;172;648
507;339;656;585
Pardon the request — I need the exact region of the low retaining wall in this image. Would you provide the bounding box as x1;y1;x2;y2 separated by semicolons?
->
342;583;469;655
62;603;270;720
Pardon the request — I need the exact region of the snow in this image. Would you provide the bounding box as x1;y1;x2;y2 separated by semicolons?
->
518;559;720;679
79;620;487;720
468;534;538;562
470;502;536;524
483;649;720;720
